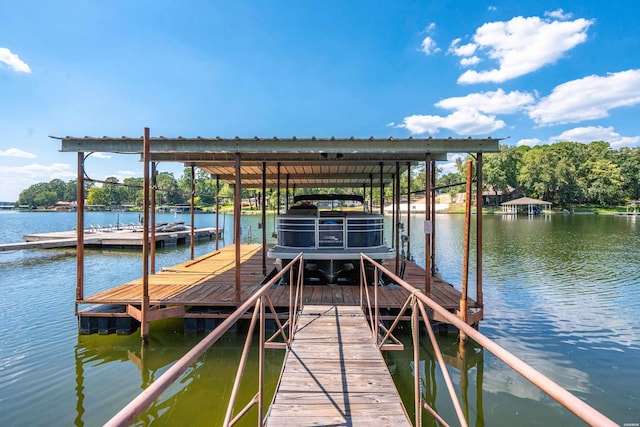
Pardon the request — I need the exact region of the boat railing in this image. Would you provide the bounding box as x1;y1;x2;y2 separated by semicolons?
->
276;214;384;250
358;253;617;427
104;252;306;427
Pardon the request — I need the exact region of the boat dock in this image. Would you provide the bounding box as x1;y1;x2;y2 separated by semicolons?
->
78;243;479;334
267;305;410;426
0;227;223;252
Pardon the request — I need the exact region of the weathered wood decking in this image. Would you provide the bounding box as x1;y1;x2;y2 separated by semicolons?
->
267;305;411;427
79;244;478;322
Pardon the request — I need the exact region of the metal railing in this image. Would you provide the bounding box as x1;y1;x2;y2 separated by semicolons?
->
105;253;305;427
359;253;617;427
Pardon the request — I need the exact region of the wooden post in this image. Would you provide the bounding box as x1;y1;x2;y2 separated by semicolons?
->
262;162;267;275
406;162;411;261
431;160;437;276
234;153;242;304
190;164;195;260
476;153;483;308
379;162;384;215
141;127;150;341
424;154;431;296
460;159;472;340
276;163;281;215
369;173;373;212
215;175;220;250
76;152;85;313
150;162;156;274
285;173;290;212
395;162;401;275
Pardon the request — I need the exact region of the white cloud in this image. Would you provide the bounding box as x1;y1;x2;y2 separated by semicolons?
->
421;36;440;55
435;89;535;114
0;148;37;158
456;15;593;84
460;56;480;67
488;6;497;12
545;9;572;20
400;108;505;136
449;39;477;57
0;47;31;73
550;126;640;148
528;69;640;126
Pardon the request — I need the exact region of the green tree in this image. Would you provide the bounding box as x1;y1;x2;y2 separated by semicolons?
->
87;186;110;206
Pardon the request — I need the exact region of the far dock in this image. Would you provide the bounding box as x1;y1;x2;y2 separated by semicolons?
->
0;226;223;252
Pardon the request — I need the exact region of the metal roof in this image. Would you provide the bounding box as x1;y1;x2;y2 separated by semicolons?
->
52;135;502;189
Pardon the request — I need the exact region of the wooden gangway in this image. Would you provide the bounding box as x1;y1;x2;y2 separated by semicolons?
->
267;305;411;427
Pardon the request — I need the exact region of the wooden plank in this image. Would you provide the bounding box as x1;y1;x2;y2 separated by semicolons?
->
268;305;410;426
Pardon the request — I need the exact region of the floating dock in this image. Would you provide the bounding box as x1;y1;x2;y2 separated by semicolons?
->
267;305;411;426
0;227;223;252
78;244;479;334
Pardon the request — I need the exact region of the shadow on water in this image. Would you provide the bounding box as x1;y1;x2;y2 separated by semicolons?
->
73;318;285;427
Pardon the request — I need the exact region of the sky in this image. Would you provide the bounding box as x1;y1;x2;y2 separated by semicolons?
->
1;1;639;202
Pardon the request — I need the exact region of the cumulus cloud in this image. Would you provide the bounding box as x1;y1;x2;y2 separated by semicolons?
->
545;8;572;20
435;89;535;114
398;89;531;136
452;14;593;84
460;56;480;67
400;108;505;136
0;148;37;158
421;37;440;55
528;70;640;126
0;47;31;73
550;126;640;148
91;152;112;159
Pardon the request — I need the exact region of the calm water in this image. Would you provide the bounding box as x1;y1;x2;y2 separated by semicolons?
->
0;211;638;426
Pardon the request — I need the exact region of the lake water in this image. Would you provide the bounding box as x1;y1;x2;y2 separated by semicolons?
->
0;211;638;426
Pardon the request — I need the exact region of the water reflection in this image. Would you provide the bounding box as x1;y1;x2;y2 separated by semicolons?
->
73;319;285;426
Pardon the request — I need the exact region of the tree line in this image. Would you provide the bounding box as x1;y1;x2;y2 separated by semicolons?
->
16;141;640;209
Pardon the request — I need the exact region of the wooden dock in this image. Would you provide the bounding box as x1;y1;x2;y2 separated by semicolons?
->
267;305;411;426
0;227;222;251
78;244;479;332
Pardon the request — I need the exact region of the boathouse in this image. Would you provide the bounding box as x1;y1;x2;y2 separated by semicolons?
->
501;196;552;215
54;131;500;338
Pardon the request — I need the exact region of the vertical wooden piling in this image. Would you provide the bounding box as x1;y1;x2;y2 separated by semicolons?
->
262;162;267;275
141;128;150;341
406;162;411;261
150;162;157;274
76;152;85;313
234;153;242;304
476;153;483;308
424;153;432;296
190;164;195;260
215;175;220;250
460;159;472;340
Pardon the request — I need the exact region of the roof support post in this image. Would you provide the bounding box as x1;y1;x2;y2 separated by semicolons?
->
430;158;437;276
75;152;85;313
150;162;157;273
277;163;281;215
215;174;220;250
285;174;290;212
424;153;432;297
190;164;195;260
476;153;483;308
234;153;242;304
379;162;384;215
406;162;411;261
369;173;373;212
262;162;267;275
460;159;473;340
141;127;150;342
394;161;401;275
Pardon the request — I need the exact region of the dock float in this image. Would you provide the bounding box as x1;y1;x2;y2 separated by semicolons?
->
267;305;411;427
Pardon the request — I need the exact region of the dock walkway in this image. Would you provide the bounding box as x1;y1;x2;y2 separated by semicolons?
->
267;305;411;426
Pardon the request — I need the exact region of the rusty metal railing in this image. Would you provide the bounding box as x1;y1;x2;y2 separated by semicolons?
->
359;253;617;427
105;253;304;427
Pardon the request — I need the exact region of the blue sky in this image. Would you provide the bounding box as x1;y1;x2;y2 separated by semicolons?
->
1;1;639;201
